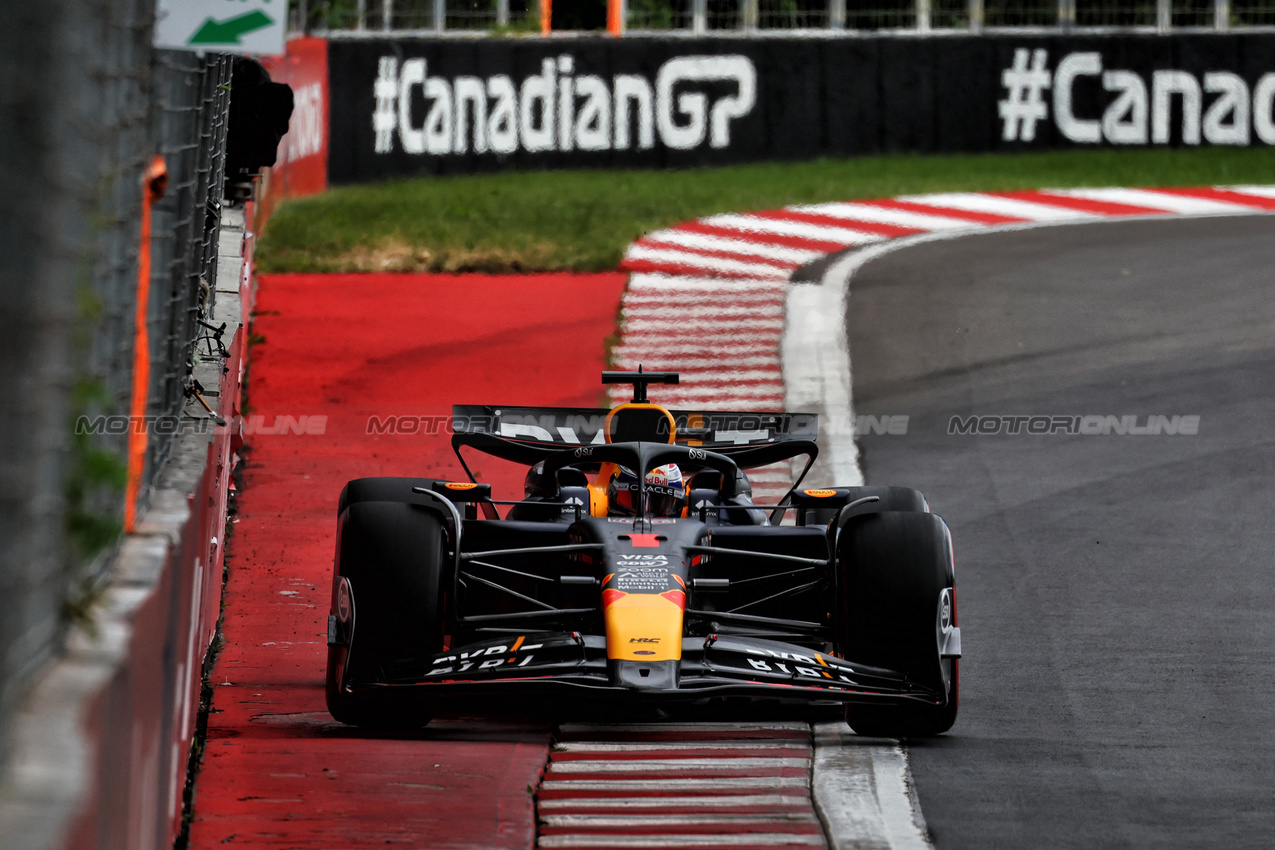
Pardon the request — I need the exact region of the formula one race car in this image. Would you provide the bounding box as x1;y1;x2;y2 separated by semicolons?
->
325;370;960;736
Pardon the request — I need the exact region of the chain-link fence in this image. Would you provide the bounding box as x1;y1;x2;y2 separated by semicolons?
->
298;0;1275;31
0;0;231;768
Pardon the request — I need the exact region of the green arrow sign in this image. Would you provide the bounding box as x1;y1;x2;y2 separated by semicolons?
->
188;10;274;45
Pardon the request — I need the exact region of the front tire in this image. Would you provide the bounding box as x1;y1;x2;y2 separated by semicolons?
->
326;499;447;728
836;510;958;737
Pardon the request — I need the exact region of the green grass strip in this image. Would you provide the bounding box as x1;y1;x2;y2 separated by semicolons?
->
257;148;1275;274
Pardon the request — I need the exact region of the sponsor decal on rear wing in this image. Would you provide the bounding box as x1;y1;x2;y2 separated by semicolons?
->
451;405;817;448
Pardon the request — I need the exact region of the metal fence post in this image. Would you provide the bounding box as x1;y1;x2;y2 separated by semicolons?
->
693;0;708;33
916;0;931;31
498;0;510;26
829;0;845;29
1156;0;1169;31
608;0;627;34
968;0;983;32
1215;0;1230;30
1059;0;1075;28
357;0;367;29
741;0;758;30
383;0;394;30
434;0;446;31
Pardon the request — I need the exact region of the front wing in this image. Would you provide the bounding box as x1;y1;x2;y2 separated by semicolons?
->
340;632;946;706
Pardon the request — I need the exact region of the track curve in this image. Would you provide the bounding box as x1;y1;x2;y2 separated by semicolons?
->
843;215;1275;848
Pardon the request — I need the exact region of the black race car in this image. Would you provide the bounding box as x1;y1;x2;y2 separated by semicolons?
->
325;370;960;736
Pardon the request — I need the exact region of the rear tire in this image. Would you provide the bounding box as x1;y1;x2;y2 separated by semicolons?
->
835;511;958;737
339;476;448;515
326;500;447;728
807;485;928;527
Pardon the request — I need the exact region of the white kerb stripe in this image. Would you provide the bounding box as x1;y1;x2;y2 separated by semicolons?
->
624;286;786;301
1053;186;1262;214
556;741;802;752
788;202;980;232
611;355;778;369
701;213;888;245
623;290;786;306
538;835;826;848
621;304;785;320
623;317;782;332
894;192;1093;221
612;348;778;362
540;777;809;791
1225;184;1275;200
538;796;811;809
609;372;782;385
642;230;825;264
542;813;819;827
548;758;810;772
625;246;793;278
627;274;787;292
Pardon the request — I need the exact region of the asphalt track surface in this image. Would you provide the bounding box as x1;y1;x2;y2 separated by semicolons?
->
844;215;1275;849
187;272;626;848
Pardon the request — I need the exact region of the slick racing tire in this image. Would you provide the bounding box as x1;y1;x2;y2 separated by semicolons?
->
326;499;447;729
808;485;928;528
339;476;448;515
835;510;958;738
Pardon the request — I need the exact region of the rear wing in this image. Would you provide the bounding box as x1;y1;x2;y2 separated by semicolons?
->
451;405;818;450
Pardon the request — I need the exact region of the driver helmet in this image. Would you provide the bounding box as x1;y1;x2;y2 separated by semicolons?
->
608;463;686;517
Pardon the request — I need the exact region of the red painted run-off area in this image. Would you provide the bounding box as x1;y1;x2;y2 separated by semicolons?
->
188;272;626;848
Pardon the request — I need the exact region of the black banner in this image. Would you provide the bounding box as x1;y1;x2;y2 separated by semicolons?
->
327;33;1275;183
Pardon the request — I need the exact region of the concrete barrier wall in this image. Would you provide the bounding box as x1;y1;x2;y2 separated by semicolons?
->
0;213;252;850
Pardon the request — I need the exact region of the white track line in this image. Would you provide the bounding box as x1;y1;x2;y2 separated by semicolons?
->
783;273;862;487
811;723;930;850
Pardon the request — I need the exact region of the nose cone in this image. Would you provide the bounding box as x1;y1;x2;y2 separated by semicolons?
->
602;588;685;661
